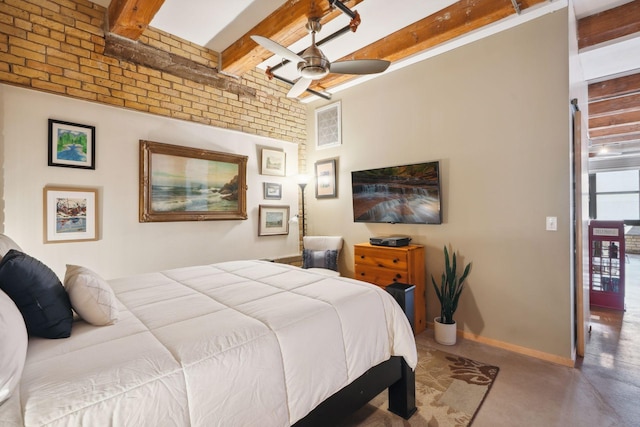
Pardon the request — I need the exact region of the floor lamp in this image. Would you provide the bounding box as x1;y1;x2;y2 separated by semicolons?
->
298;175;309;237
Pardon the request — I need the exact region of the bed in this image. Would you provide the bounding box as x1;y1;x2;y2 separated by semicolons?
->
0;237;417;426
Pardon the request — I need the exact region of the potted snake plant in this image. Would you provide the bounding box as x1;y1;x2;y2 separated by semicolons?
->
431;246;471;345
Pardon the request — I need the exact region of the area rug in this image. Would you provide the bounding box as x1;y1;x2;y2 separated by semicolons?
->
339;341;499;427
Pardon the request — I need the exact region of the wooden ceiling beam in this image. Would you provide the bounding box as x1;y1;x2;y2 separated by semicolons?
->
103;34;255;98
589;93;640;118
589;73;640;102
578;0;640;50
221;0;365;77
588;73;640;149
589;131;640;145
589;110;640;131
306;0;548;95
108;0;165;40
589;123;640;139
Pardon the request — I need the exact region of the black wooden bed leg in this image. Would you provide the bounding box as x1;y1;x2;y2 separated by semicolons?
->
388;358;417;419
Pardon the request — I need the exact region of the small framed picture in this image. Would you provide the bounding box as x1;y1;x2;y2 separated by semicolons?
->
258;205;290;236
315;158;337;198
261;148;286;176
263;182;282;200
315;101;341;149
43;186;98;243
48;119;96;169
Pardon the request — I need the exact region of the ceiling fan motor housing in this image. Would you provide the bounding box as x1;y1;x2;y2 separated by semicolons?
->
298;18;329;79
298;45;330;79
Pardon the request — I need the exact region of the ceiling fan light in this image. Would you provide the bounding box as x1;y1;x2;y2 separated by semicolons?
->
299;63;329;79
297;51;330;79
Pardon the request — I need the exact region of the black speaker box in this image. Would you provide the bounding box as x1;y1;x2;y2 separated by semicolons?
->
385;283;415;331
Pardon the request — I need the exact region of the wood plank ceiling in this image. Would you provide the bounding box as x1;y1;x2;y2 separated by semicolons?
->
579;0;640;158
108;0;640;158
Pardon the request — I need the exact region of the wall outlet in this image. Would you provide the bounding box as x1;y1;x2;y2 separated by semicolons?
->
546;216;558;231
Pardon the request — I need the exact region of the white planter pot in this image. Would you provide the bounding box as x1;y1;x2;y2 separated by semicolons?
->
434;317;457;345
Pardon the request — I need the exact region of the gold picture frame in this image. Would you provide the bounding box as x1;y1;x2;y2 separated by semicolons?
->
43;186;98;243
139;140;248;222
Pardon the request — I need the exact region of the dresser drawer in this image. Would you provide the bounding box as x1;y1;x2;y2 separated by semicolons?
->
355;265;408;287
354;246;408;270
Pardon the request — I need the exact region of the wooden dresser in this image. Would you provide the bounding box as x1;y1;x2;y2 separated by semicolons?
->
354;243;426;334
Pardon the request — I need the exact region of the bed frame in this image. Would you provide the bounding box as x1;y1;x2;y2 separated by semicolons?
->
293;356;416;426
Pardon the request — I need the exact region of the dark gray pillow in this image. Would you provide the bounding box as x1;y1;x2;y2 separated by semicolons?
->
0;250;72;339
302;249;339;272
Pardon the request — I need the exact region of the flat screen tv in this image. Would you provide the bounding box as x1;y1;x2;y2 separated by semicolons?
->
351;161;442;224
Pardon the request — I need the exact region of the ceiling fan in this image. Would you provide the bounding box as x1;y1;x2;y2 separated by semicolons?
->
251;17;390;98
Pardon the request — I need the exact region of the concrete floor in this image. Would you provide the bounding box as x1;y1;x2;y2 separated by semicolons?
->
412;254;640;427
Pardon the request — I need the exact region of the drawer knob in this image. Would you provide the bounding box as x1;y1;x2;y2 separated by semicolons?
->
396;274;402;279
360;272;365;276
393;258;398;263
360;255;365;259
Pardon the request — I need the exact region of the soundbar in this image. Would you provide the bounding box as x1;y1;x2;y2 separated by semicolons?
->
369;236;412;247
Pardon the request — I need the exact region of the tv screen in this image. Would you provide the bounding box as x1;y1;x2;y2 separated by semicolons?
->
351;161;442;224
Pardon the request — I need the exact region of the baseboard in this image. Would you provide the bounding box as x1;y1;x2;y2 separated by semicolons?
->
427;321;575;367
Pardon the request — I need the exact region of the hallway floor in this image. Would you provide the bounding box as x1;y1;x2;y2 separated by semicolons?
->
412;254;640;426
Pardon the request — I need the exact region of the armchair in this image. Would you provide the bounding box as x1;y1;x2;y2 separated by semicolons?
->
302;236;343;276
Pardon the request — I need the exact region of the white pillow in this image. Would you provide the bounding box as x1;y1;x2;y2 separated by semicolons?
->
0;289;28;406
64;265;119;326
0;234;22;262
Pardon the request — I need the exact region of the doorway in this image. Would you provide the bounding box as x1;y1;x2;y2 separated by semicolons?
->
578;254;640;427
588;169;640;315
579;169;640;426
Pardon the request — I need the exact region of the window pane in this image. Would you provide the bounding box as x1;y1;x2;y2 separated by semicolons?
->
596;194;640;220
596;170;639;192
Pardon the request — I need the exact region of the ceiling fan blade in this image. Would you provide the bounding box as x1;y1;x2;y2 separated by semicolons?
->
330;59;391;75
287;78;312;98
250;35;304;63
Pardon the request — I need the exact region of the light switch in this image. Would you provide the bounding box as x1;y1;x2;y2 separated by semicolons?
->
546;216;557;231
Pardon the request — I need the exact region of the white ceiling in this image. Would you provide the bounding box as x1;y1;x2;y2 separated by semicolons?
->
92;0;640;91
572;0;632;17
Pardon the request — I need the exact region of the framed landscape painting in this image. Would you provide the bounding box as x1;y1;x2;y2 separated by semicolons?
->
139;140;248;222
44;186;98;243
261;148;286;176
48;119;95;169
258;205;289;236
263;182;282;200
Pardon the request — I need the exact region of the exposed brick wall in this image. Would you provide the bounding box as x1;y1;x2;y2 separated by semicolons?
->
0;0;308;248
625;235;640;254
0;0;307;144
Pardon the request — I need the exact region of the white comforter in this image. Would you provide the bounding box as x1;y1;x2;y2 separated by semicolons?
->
1;260;417;427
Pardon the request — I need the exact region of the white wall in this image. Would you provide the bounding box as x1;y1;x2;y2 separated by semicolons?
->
306;9;574;361
0;85;300;279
